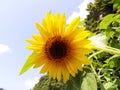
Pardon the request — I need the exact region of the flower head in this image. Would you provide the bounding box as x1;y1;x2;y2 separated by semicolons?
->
26;12;92;83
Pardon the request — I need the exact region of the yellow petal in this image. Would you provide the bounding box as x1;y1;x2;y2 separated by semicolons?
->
64;28;80;41
26;39;43;45
40;62;50;74
58;13;66;35
46;12;51;22
75;55;91;65
84;43;95;48
56;62;62;81
35;22;50;40
73;40;91;48
66;60;76;77
26;45;42;50
33;62;44;68
75;31;90;40
77;63;83;71
74;48;92;55
64;17;80;36
32;34;43;41
42;18;52;34
32;56;48;68
55;12;61;35
61;62;70;83
48;61;57;79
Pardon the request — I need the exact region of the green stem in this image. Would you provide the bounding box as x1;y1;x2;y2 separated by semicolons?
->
88;50;104;81
107;46;120;52
88;46;120;83
88;50;104;59
90;64;98;78
107;54;119;61
95;47;120;55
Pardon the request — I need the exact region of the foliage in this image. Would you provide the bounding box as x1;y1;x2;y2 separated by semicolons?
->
113;0;120;10
0;88;4;90
99;14;120;49
33;75;65;90
83;1;120;89
90;1;120;89
85;0;115;33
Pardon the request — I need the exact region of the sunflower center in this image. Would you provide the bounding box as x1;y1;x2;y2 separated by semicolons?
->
49;40;67;59
45;36;69;60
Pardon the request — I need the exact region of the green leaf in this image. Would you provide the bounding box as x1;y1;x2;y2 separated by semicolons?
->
65;81;79;90
113;14;120;22
71;70;86;89
65;68;97;90
113;0;120;10
104;82;113;90
106;28;115;45
109;60;115;68
116;28;120;32
99;14;115;29
80;69;97;90
103;80;117;90
19;53;35;75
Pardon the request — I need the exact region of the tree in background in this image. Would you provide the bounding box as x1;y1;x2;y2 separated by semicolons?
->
85;0;115;33
0;88;4;90
33;75;65;90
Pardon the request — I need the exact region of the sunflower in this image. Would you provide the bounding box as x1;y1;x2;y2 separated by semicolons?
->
26;12;92;83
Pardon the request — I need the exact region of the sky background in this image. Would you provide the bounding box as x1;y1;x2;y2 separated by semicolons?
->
0;0;93;90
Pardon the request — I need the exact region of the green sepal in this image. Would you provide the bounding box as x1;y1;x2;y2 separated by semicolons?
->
19;53;35;75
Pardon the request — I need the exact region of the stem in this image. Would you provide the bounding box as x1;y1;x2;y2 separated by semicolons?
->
107;54;119;61
88;50;104;59
107;46;120;52
90;64;99;78
88;46;120;83
88;50;104;81
95;47;120;55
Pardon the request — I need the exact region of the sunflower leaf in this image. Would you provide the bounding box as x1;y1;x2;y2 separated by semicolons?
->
71;70;85;89
64;68;97;90
65;80;79;90
19;53;34;75
80;68;97;90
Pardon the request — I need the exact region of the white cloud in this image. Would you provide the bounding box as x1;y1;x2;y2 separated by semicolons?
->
25;77;39;90
67;0;94;23
0;44;10;54
24;71;47;89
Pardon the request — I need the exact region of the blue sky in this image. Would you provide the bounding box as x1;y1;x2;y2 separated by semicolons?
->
0;0;93;90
